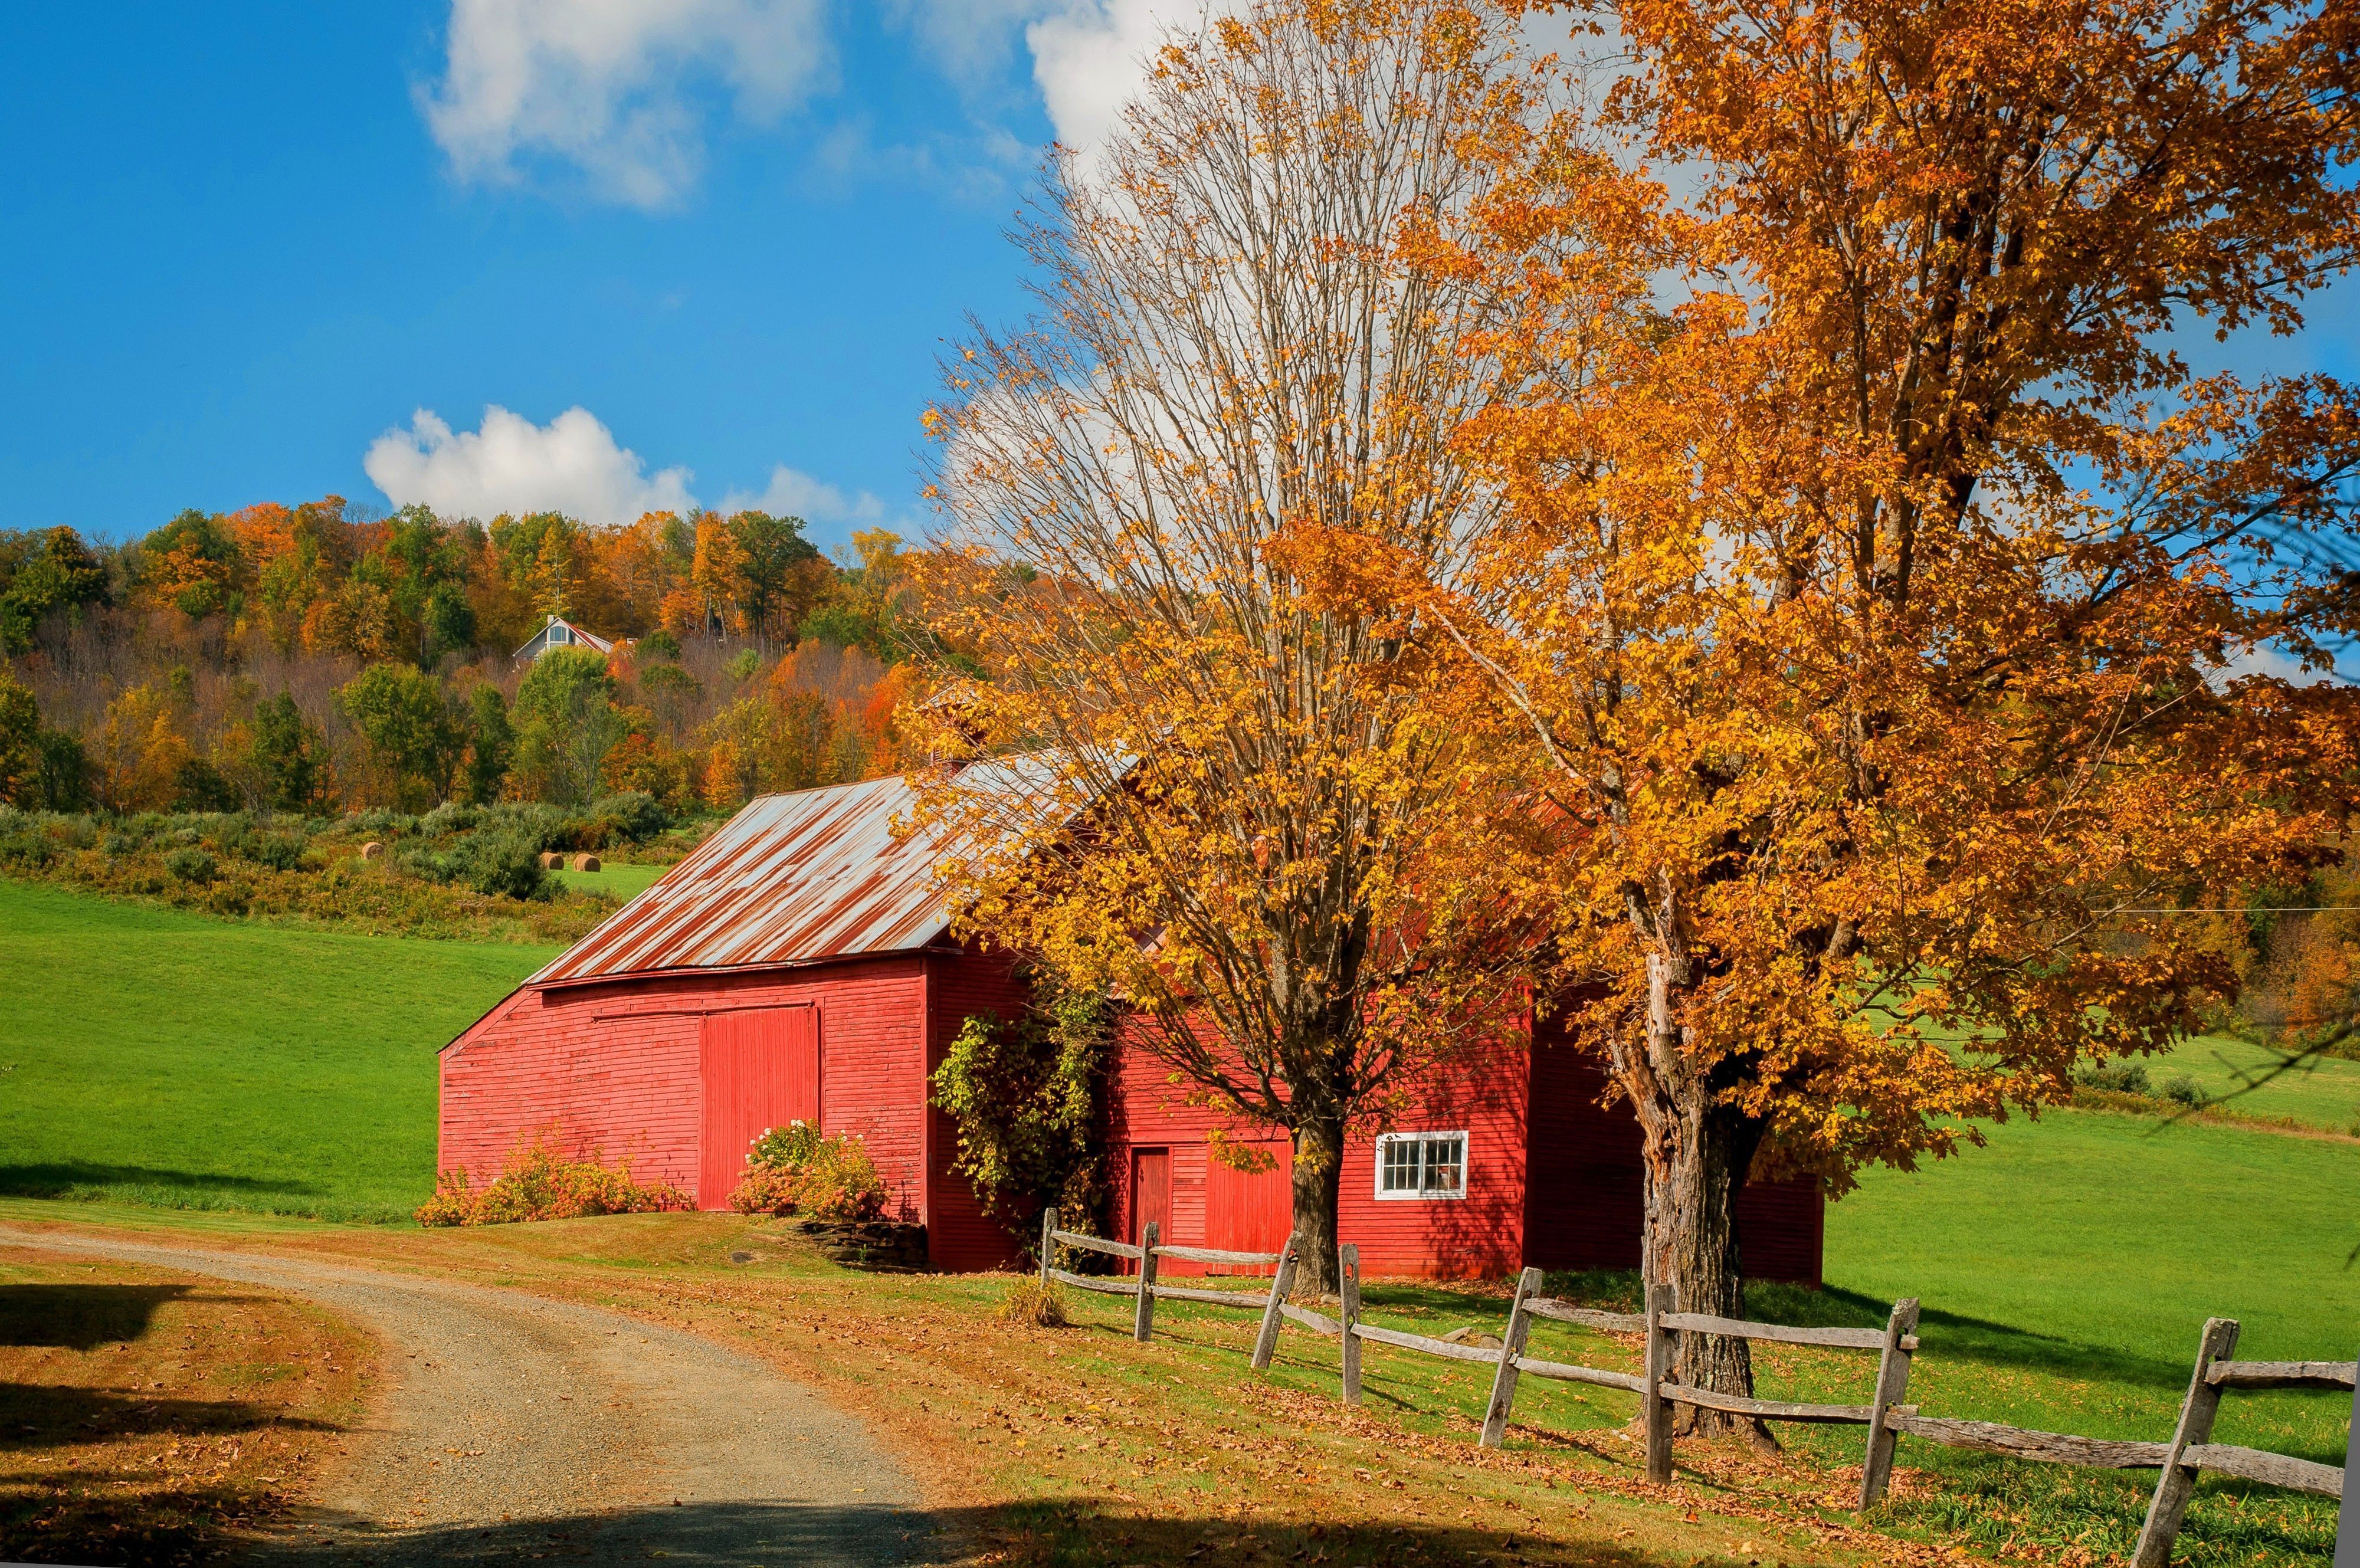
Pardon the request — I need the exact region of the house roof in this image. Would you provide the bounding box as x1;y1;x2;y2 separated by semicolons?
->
526;757;1077;988
512;614;615;660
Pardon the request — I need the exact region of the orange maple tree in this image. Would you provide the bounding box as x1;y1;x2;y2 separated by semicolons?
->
910;0;1547;1291
1372;0;2360;1413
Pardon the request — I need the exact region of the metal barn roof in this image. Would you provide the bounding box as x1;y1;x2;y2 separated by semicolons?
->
527;759;1072;987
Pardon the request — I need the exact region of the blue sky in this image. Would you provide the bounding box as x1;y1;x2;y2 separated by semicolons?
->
1;3;2352;556
0;2;1180;551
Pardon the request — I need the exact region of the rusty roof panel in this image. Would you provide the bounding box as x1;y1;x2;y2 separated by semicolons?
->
527;760;1067;987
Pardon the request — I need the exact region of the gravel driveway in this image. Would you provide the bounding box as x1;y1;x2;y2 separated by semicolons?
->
0;1228;929;1567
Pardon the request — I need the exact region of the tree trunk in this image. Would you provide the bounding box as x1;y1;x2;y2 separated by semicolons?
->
1642;1098;1769;1444
1288;1111;1346;1295
1611;948;1774;1446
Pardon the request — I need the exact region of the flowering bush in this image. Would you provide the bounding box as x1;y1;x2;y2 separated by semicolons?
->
416;1132;693;1226
725;1120;889;1223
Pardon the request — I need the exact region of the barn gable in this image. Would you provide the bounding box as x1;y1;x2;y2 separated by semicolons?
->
512;614;616;662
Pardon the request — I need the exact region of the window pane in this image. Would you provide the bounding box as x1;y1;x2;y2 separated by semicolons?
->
1381;1139;1417;1191
1424;1136;1463;1193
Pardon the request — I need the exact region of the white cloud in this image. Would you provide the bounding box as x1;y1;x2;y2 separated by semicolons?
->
421;0;832;209
364;405;697;527
720;464;896;530
880;0;1202;158
1025;1;1198;158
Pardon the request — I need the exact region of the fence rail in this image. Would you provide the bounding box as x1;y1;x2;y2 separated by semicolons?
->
1037;1208;1301;1367
1028;1226;2353;1565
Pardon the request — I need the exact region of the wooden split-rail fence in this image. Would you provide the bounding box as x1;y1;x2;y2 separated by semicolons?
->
1033;1219;2357;1566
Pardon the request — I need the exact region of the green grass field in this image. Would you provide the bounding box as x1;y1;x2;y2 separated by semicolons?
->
2;874;2351;1563
2151;1033;2360;1134
548;861;667;901
0;878;553;1222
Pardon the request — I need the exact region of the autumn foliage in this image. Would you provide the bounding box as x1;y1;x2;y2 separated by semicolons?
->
0;500;919;816
1283;0;2360;1411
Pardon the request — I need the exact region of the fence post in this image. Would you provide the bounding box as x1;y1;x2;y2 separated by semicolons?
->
1132;1221;1161;1344
1250;1243;1299;1371
1643;1280;1677;1482
1480;1266;1542;1449
2133;1317;2241;1568
1857;1295;1922;1509
1339;1242;1363;1406
2337;1346;2358;1568
1037;1206;1058;1289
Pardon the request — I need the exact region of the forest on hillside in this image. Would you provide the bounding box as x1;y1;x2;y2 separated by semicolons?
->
0;499;917;817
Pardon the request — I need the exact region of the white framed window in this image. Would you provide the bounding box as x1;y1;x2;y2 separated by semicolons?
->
549;623;571;645
1374;1131;1468;1200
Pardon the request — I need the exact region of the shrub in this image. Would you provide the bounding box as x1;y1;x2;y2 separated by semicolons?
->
799;1137;889;1222
2073;1058;2151;1095
750;1120;824;1170
725;1121;889;1222
237;831;306;871
162;847;217;884
414;1133;692;1226
457;828;546;900
594;789;669;843
2160;1074;2207;1108
727;1164;800;1216
1001;1277;1069;1328
0;824;54;870
932;982;1112;1229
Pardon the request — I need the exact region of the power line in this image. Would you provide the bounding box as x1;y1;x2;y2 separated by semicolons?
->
2109;906;2360;914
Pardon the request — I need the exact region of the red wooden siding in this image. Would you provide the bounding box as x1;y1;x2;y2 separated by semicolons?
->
440;956;934;1226
1103;1010;1824;1284
1104;1022;1531;1278
695;1006;819;1208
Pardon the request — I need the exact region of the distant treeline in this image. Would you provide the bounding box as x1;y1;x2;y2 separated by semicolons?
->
0;499;918;816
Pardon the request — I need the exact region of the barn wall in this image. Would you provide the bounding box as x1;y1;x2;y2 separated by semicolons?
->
1522;1015;1825;1286
922;949;1033;1272
1103;1022;1532;1279
437;957;934;1219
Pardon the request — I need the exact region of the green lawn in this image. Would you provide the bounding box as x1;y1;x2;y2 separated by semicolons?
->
2151;1033;2360;1134
548;861;667;901
0;878;553;1222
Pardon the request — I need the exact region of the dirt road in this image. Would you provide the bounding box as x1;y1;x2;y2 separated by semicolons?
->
0;1228;930;1566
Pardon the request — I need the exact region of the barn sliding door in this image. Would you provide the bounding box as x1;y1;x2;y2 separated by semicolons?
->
698;1006;820;1209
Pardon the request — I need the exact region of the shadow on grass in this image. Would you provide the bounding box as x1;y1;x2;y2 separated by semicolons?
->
0;1162;322;1199
243;1498;1688;1568
1529;1271;2194;1392
0;1380;342;1452
0;1282;199;1350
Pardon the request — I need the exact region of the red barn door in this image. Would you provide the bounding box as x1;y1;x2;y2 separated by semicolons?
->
699;1006;820;1208
1130;1148;1171;1268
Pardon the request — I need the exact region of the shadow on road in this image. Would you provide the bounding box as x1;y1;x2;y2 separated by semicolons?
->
0;1282;201;1351
247;1497;1660;1568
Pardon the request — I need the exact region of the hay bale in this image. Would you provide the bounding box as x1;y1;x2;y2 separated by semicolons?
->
573;853;602;872
359;841;384;860
540;851;565;870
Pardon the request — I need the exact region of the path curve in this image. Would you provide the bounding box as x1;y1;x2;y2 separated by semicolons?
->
0;1227;927;1567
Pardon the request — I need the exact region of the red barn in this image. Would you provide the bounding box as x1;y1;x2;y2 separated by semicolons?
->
440;770;1823;1283
1104;1014;1823;1282
437;773;1030;1271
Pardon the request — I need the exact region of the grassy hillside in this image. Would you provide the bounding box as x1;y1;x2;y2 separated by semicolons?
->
0;878;553;1221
